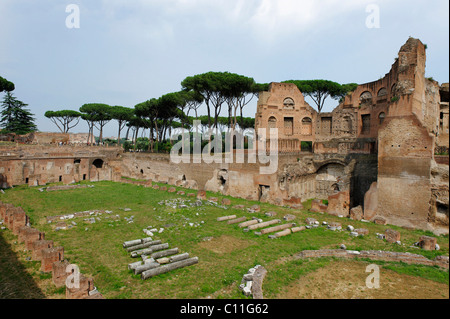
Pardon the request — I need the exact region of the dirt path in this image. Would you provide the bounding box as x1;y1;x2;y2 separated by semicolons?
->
275;260;449;299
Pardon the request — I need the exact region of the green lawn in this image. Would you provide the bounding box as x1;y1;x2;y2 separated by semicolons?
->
0;180;448;299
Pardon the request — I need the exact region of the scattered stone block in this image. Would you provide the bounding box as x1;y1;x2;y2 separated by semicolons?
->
52;260;71;287
305;218;317;225
310;199;328;213
373;216;387;225
41;247;64;273
354;228;369;236
208;197;218;202
168;187;176;193
328;222;342;229
326;191;350;217
249;205;260;213
23;228;45;250
177;191;185;195
385;229;401;243
283;214;296;221
66;275;95;299
418;236;438;251
221;198;231;205
233;205;245;210
265;211;277;217
349;206;364;221
197;190;207;200
32;240;53;261
364;182;378;221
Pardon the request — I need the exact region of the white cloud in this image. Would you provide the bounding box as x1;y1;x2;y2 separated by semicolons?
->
98;0;383;43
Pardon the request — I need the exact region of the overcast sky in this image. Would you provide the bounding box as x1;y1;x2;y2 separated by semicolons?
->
1;0;449;138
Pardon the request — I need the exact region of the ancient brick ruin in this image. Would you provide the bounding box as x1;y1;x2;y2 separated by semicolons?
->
0;38;448;234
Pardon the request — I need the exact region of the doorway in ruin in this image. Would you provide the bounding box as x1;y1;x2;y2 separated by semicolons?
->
92;159;104;169
315;163;347;199
258;185;270;202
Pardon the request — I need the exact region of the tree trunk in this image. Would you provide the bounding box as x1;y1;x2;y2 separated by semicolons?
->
117;120;122;146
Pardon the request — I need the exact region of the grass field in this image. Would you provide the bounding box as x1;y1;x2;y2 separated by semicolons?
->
0;180;448;299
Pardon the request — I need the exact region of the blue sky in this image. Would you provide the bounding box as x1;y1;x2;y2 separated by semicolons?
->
1;0;449;138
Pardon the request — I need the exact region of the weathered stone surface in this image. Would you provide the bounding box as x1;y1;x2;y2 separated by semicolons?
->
373;216;387;225
248;219;280;230
305;218;317;225
419;236;437;251
260;223;295;235
32;240;53;261
227;217;247;225
197;190;207;200
66;275;95;299
291;226;306;233
349;206;364;221
354;228;369;236
239;219;259;228
52;260;71;288
328;222;342;228
327;191;350;217
217;215;237;222
283;214;296;221
364;182;378;221
221;198;231;205
41;246;64;273
168;187;176;193
385;229;401;243
310;199;328;213
274;228;292;238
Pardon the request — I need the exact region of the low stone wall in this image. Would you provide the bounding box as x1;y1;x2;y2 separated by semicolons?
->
295;249;449;269
0;200;104;299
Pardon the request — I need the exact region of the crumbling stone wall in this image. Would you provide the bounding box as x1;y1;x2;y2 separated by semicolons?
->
0;201;103;299
0;145;121;188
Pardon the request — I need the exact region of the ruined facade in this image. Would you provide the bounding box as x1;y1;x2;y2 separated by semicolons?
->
252;38;448;233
